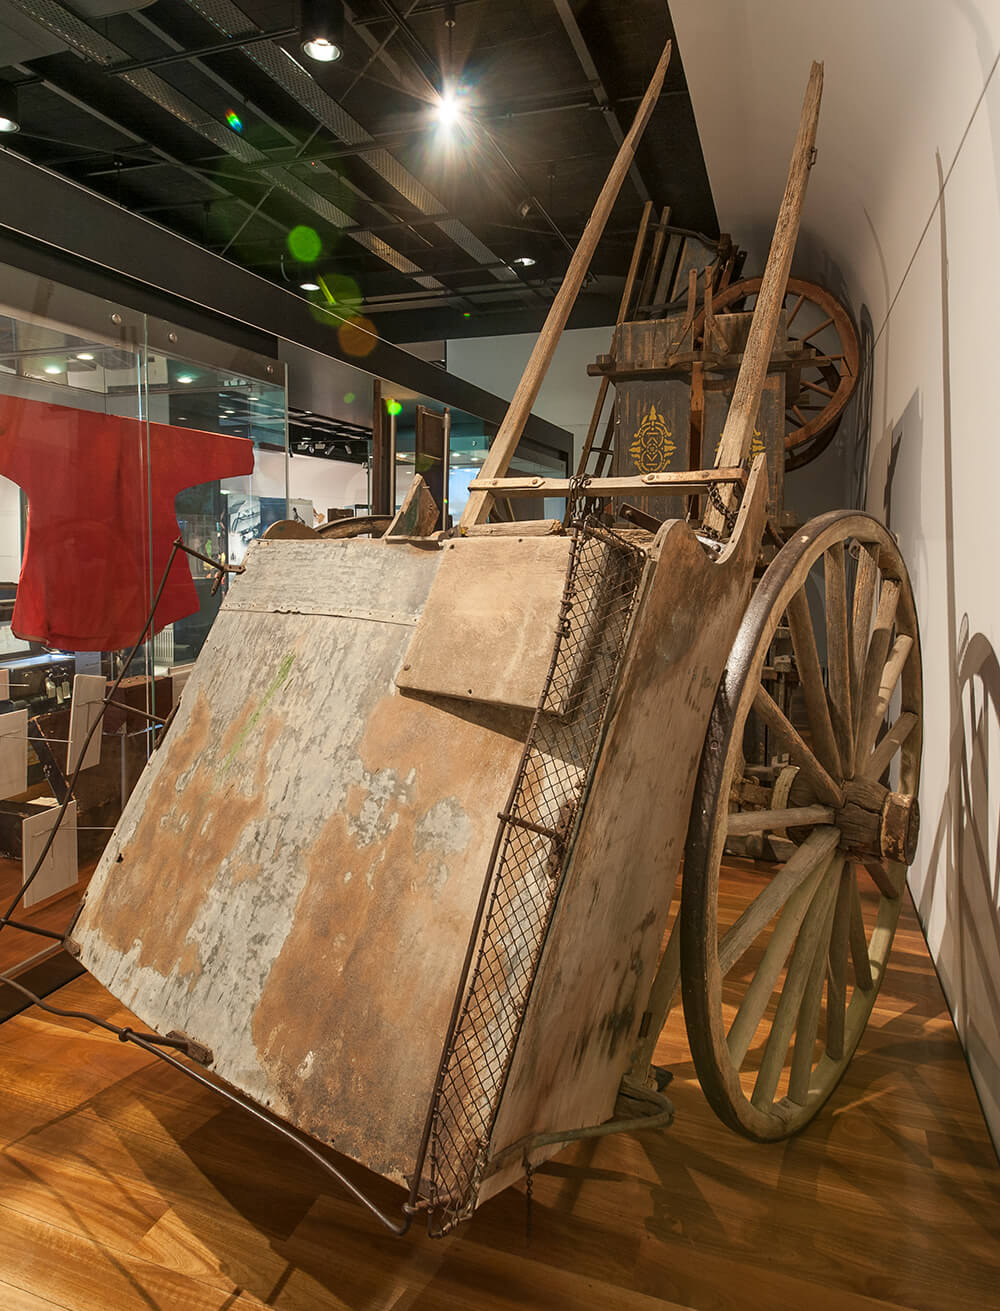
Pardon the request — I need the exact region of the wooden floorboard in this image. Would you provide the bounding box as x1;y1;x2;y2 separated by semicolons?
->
0;882;996;1311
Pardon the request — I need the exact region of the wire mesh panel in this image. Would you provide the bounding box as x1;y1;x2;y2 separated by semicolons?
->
426;519;646;1233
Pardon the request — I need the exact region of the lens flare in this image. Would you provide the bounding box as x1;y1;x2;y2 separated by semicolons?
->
287;225;322;262
386;399;402;417
344;392;356;404
225;110;243;133
337;315;377;359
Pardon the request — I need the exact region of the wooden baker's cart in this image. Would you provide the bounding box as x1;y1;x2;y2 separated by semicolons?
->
63;48;922;1237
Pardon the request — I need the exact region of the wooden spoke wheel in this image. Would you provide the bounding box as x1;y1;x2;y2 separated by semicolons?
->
696;278;859;470
316;515;391;539
681;511;922;1140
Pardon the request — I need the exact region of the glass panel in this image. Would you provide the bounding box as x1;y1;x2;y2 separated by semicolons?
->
0;292;145;977
0;264;288;980
141;346;287;674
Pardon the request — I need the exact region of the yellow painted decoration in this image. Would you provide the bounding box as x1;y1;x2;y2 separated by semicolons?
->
714;423;765;459
629;403;676;473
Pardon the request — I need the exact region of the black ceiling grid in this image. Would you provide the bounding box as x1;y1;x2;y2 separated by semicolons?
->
0;0;718;342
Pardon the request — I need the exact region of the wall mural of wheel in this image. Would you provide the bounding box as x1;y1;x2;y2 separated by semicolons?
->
680;510;922;1140
697;277;860;471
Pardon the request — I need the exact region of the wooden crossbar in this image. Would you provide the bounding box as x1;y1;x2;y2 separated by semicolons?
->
467;467;747;501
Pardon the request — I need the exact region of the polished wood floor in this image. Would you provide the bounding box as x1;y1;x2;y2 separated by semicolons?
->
0;879;996;1311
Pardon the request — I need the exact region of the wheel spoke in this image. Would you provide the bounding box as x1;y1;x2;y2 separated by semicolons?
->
787;588;842;777
862;710;918;783
801;314;835;341
753;686;844;806
850;544;878;706
631;912;681;1075
727;804;835;836
825;864;853;1060
825;543;854;770
862;857;901;900
788;857;845;1104
852;580;901;773
727;850;836;1067
785;292;806;329
848;877;874;991
719;826;840;976
752;868;839;1108
854;632;913;770
801;379;834;399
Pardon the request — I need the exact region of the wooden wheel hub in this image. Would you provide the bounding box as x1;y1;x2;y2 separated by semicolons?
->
834;779;919;865
881;791;920;865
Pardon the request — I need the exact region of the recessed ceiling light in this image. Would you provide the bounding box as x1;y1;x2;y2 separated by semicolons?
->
177;374;195;384
0;83;20;134
300;281;321;292
513;255;536;268
75;352;95;361
301;0;344;61
43;364;62;375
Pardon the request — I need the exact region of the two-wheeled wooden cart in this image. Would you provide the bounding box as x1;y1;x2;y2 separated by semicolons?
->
67;50;922;1237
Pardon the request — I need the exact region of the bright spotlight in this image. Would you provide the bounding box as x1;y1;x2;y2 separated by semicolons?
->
433;87;466;131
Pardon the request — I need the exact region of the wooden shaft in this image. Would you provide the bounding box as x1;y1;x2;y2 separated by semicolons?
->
703;60;823;537
726;804;835;836
573;200;654;481
460;39;673;527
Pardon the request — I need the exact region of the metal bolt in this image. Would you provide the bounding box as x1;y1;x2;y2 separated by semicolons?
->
168;331;178;343
110;312;123;325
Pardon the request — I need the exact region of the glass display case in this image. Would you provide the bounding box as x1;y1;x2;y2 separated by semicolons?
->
0;262;287;983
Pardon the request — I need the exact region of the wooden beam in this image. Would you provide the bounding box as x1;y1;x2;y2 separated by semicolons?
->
468;467;745;500
459;39;673;527
703;60;824;537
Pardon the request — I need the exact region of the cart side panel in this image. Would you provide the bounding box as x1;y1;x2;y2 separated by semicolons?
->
483;477;767;1197
72;538;531;1186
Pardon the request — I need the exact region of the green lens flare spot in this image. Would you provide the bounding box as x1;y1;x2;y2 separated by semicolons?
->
462;311;471;318
386;399;403;417
344;392;356;404
225;110;243;132
287;225;322;262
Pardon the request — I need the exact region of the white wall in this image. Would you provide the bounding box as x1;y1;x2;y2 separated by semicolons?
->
673;0;1000;1144
446;326;611;467
288;454;369;519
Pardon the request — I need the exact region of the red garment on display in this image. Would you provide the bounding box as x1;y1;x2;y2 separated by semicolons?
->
0;395;254;651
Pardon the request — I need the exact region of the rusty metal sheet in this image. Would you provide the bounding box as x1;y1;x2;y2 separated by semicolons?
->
72;537;537;1186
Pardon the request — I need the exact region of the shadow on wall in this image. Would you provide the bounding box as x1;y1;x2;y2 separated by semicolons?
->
875;149;1000;1152
919;624;1000;1144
